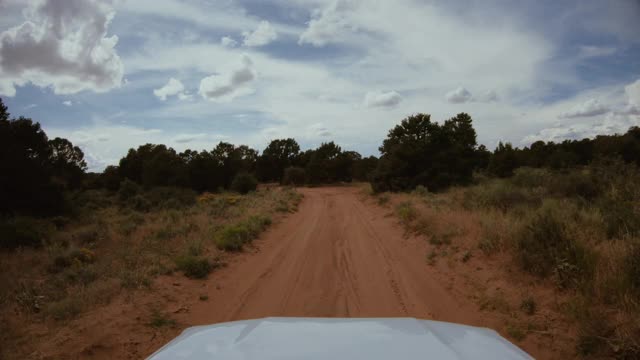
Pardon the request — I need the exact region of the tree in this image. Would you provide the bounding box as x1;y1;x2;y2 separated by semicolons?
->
257;138;300;182
0;116;63;215
282;167;306;186
0;98;9;122
49;137;87;188
371;113;478;192
119;144;187;188
231;172;258;194
488;142;518;178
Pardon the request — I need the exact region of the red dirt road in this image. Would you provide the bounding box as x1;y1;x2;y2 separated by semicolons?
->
195;187;481;323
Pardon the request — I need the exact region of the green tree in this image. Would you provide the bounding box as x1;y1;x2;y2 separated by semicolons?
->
257;138;300;182
49;137;87;188
371;113;478;192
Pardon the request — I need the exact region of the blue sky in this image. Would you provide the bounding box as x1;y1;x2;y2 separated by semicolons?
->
1;0;639;171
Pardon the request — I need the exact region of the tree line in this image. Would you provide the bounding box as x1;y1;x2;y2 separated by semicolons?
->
2;96;640;218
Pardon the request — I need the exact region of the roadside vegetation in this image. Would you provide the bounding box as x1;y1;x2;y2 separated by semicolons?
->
368;111;640;358
3;94;640;359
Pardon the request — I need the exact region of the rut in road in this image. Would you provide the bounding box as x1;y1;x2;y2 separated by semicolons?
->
189;187;483;326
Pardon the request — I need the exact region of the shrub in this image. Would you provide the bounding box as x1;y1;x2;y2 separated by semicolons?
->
118;179;141;201
463;181;538;212
520;296;536;315
282;167;306;186
0;217;52;249
510;167;551;188
412;185;429;197
231;173;258;194
148;309;176;328
515;203;595;287
46;297;82;320
597;198;640;239
175;255;212;279
215;215;272;251
146;187;196;209
396;201;418;225
376;194;390;205
548;170;600;200
625;242;640;296
128;194;151;212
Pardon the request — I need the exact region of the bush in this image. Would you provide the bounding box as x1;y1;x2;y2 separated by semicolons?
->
396;201;418;226
282;167;306;186
625;242;640;296
463;181;539;212
231;172;258;194
46;297;82;320
146;187;196;209
548;170;600;200
0;217;52;249
515;203;595;287
597;198;640;239
175;255;212;279
128;194;151;212
215;215;272;251
510;167;551;188
118;179;141;201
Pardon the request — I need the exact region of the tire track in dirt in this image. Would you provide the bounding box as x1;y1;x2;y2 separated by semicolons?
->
189;187;482;325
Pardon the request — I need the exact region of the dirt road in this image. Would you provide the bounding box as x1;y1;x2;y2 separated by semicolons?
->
191;186;483;325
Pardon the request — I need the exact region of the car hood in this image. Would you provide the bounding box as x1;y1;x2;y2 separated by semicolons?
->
147;317;533;360
149;318;532;360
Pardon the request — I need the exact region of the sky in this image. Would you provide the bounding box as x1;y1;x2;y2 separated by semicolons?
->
0;0;639;171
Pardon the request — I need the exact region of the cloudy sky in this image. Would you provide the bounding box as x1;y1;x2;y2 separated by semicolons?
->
1;0;639;171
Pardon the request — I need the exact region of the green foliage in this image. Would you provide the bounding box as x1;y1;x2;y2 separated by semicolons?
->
515;203;595;287
118;179;141;201
625;242;640;296
147;309;176;328
371;113;479;193
256;138;300;182
487;142;518;178
146;187;196;209
463;181;539;211
0;217;52;249
215;215;272;251
282;166;306;186
175;255;212;279
396;201;418;225
230;172;258;194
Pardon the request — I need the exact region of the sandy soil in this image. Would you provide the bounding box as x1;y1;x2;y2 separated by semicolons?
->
16;187;575;359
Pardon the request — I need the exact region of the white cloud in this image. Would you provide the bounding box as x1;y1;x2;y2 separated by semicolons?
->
0;0;123;96
198;54;256;102
242;21;277;47
446;87;473;103
364;90;402;108
559;98;610;118
24;103;37;110
577;45;617;58
62;100;72;106
625;79;640;106
524;112;638;144
221;36;237;48
153;77;187;101
298;0;356;47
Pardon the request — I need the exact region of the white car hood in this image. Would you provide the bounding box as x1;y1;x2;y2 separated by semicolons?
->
148;317;533;360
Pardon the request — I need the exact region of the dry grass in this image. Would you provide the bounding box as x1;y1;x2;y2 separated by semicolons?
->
0;186;301;355
374;166;640;357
